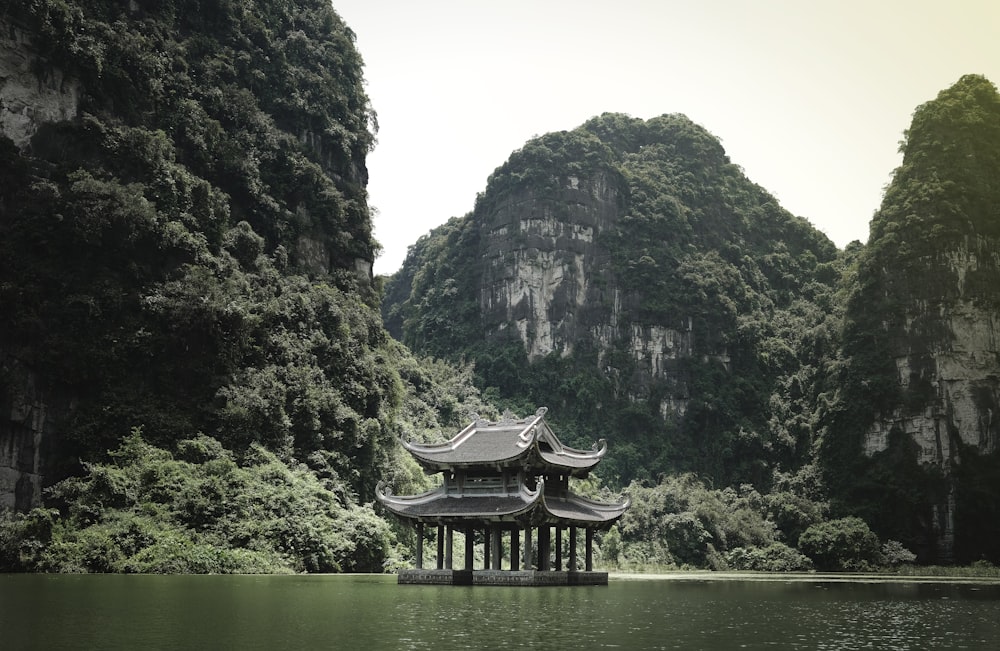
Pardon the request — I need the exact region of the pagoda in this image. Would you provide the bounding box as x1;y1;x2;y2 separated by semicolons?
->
376;407;629;586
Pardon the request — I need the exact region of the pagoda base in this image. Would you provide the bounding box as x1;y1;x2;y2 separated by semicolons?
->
397;569;608;586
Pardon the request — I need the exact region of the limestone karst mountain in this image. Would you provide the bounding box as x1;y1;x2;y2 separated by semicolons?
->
823;74;1000;563
384;113;842;489
384;79;1000;564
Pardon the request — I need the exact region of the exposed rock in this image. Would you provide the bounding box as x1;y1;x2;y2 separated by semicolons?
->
862;251;1000;561
0;358;46;510
0;20;79;149
865;299;1000;461
481;172;620;359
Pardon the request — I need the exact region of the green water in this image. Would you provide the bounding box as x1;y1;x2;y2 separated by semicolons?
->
1;574;998;650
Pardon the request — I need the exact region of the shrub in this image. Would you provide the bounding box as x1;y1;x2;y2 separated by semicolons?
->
18;433;396;573
881;539;917;566
798;516;882;571
725;543;813;572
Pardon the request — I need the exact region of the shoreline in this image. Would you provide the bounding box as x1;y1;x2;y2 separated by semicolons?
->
610;570;1000;585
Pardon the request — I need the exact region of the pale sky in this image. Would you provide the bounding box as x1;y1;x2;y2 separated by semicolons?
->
333;0;1000;275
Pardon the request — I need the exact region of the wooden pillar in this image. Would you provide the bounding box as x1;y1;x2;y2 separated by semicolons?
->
415;523;424;570
523;526;533;570
568;526;578;572
538;526;550;571
555;527;563;571
491;526;502;570
585;528;594;572
436;525;445;570
445;526;454;570
464;526;474;571
483;525;493;570
511;529;521;571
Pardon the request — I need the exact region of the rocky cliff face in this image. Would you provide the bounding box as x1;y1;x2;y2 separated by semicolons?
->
865;254;1000;463
861;239;1000;561
479;169;702;393
480;171;620;358
0;19;78;510
0;357;68;511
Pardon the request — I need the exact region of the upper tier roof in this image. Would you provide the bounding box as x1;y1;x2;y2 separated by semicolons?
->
400;407;606;476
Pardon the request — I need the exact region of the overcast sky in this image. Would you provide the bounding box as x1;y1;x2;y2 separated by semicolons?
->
334;0;1000;275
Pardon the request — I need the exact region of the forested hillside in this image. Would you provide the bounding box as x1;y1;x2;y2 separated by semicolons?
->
2;1;997;572
384;83;1000;565
384;113;843;490
0;0;410;572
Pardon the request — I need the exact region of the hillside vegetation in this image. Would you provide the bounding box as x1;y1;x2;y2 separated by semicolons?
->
384;113;844;490
2;2;998;571
1;0;400;571
384;80;1000;566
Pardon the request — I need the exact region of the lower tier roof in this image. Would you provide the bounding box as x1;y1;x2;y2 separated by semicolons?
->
375;479;629;529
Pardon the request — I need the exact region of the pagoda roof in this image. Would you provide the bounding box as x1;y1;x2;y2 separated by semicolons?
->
375;479;630;529
400;407;606;475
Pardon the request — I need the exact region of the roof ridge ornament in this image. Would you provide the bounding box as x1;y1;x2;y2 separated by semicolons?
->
376;480;392;498
469;410;490;428
535;406;548;417
499;409;517;424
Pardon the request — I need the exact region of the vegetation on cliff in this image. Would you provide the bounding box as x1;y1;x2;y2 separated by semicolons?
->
0;0;406;570
820;74;1000;563
384;113;843;494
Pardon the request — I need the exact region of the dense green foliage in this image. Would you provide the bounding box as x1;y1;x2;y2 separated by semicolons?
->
0;0;398;502
1;431;393;572
797;517;882;572
608;474;815;571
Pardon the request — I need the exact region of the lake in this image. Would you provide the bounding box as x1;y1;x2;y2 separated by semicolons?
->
1;573;998;649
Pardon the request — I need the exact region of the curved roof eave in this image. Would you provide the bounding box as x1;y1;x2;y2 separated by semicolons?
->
374;479;545;521
537;490;631;526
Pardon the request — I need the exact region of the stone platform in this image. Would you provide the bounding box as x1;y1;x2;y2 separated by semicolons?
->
397;569;609;586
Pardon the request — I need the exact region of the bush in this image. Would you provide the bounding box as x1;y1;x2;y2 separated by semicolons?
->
18;432;396;573
798;516;882;571
725;543;813;572
881;539;917;566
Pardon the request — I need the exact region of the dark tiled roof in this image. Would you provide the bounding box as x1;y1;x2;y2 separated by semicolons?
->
539;447;604;470
542;493;631;524
410;426;527;464
383;493;536;519
376;481;629;526
376;484;538;520
402;408;605;473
